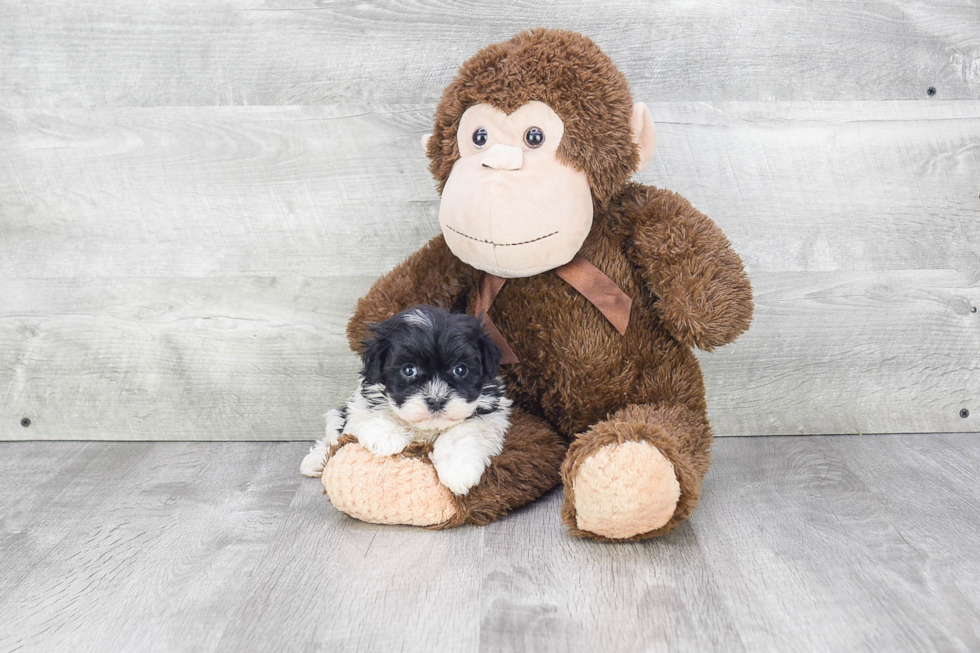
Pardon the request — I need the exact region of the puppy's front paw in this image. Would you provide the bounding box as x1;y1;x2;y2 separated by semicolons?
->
300;443;329;477
431;456;486;496
364;434;409;457
358;423;410;457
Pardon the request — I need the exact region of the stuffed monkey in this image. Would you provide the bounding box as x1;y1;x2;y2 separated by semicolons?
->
321;29;753;541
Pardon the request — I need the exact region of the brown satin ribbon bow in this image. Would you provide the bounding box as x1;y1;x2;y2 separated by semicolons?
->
473;253;632;364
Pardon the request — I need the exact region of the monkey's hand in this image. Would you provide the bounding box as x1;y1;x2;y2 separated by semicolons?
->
629;188;754;351
346;235;479;353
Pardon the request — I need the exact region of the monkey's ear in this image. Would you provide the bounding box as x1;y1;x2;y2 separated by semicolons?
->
630;103;657;173
421;133;432;152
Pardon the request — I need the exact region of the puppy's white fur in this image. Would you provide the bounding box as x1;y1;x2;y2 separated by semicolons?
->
393;379;475;431
401;308;435;329
299;407;348;477
429;407;509;494
300;377;511;496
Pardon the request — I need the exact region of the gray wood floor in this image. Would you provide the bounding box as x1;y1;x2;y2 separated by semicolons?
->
1;434;979;652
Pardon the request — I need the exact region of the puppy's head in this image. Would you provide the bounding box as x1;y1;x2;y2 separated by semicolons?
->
361;305;502;431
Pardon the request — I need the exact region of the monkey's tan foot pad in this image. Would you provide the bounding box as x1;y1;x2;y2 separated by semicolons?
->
322;443;457;527
570;441;680;540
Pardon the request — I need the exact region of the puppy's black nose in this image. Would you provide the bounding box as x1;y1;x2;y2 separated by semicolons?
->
425;396;447;412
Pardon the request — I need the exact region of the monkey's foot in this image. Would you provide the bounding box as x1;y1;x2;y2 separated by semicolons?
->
561;404;710;541
567;440;679;539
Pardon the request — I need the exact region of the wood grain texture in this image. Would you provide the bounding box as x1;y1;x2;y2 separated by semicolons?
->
692;433;980;651
2;3;979;441
2;0;979;107
2;101;978;279
477;494;746;652
2;269;977;440
212;469;485;653
2;101;978;439
1;436;978;651
701;268;980;436
0;276;371;440
0;442;302;652
0;105;439;279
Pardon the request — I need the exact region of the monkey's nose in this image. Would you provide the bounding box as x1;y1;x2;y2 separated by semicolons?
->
425;396;447;412
481;144;523;171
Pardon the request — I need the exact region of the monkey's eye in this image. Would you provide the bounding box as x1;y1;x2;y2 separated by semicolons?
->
472;127;488;148
452;364;468;378
524;127;545;148
401;365;417;379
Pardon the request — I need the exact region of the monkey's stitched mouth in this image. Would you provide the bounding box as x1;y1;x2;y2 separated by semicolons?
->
446;225;559;247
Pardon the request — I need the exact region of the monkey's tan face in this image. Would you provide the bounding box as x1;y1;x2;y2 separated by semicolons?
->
437;102;594;278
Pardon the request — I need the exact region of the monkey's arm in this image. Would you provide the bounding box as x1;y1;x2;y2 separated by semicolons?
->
346;235;478;352
628;187;753;351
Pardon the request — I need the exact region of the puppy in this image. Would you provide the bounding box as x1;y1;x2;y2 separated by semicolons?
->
300;305;511;495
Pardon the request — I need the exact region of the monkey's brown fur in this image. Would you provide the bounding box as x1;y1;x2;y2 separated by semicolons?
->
335;29;753;539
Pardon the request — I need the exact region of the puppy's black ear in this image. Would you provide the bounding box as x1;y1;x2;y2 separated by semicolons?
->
476;327;503;377
360;324;391;385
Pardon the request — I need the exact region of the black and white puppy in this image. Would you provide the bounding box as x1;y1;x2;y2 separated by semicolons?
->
300;305;511;495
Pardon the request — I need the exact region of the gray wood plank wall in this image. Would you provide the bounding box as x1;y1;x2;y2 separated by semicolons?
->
1;1;978;440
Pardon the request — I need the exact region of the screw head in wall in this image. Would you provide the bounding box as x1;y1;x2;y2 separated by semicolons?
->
972;307;978;313
927;86;937;96
20;417;31;427
961;409;970;419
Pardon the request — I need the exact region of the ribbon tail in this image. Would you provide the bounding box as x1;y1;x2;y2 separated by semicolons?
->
479;313;519;365
555;254;632;335
474;272;519;364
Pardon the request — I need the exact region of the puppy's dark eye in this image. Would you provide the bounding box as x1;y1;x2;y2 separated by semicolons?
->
452;364;468;378
524;127;544;148
401;365;417;379
472;127;488;148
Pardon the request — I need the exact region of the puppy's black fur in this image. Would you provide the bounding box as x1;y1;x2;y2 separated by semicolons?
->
361;305;503;409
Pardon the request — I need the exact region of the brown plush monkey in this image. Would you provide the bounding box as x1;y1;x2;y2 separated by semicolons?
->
321;29;753;541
